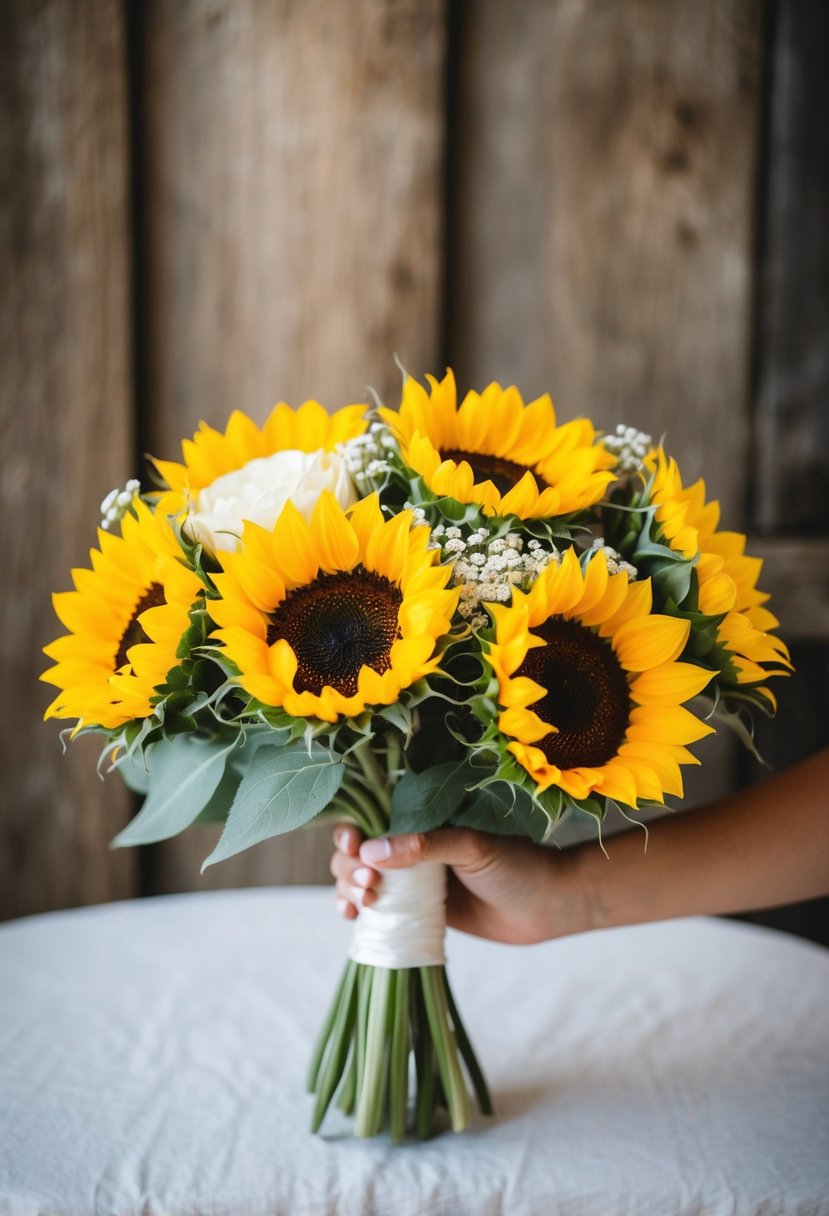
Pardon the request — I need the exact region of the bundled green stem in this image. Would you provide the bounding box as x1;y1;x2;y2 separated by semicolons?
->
308;738;492;1139
308;960;491;1140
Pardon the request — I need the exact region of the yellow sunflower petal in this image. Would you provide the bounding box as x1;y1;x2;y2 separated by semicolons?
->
499;705;554;743
612;615;690;672
310;492;360;573
627;704;714;745
269;501;319;588
630;662;714;706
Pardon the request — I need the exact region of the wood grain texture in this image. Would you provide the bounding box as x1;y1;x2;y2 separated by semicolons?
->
742;2;829;946
449;0;762;524
141;0;446;447
753;0;829;534
0;0;136;919
747;537;829;642
136;0;447;891
448;0;764;806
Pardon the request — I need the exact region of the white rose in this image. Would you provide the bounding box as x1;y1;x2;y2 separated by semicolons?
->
185;448;358;554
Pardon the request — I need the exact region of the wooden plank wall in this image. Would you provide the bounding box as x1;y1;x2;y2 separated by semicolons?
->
2;0;826;925
1;0;137;918
138;0;447;891
736;0;829;944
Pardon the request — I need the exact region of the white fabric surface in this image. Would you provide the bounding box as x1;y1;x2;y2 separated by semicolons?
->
0;888;827;1216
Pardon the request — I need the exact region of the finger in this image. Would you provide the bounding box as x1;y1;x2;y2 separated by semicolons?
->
329;852;382;891
335;897;357;920
359;828;493;873
330;850;361;882
333;822;362;857
335;878;379;909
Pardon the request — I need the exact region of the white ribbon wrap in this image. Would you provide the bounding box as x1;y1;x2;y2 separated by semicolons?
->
349;863;447;968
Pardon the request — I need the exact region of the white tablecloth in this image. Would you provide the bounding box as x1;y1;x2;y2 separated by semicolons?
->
1;888;827;1216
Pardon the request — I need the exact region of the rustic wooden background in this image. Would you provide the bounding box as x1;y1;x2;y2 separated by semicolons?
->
3;0;827;934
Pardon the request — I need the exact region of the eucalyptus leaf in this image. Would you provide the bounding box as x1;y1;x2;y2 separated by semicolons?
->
389;761;473;835
454;780;553;842
202;743;344;869
113;747;151;796
112;734;239;847
194;764;242;824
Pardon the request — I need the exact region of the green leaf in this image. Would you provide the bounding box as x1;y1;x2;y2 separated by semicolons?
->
112;734;238;847
202;743;344;869
389;761;473;835
453;780;552;842
646;555;694;604
430;496;483;525
113;747;151;795
378;701;414;739
194;764;242;824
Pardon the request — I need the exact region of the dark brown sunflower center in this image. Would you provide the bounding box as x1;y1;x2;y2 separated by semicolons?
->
439;449;538;496
114;582;165;671
266;565;403;697
515;617;630;771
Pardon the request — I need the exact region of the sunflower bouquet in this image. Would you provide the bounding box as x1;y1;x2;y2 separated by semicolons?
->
43;368;790;1141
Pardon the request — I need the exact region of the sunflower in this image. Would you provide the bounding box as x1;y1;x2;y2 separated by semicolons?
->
42;501;204;730
647;449;791;705
209;492;458;723
378;369;616;519
484;547;715;807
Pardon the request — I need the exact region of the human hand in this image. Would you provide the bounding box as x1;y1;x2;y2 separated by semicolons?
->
330;824;588;945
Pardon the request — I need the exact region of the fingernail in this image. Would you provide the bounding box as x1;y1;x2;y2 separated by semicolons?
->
353;866;373;887
335;897;348;916
349;885;365;905
361;838;392;863
334;827;348;850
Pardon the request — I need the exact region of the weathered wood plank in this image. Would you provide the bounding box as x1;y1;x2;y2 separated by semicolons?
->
754;0;829;534
449;0;764;806
0;0;136;920
449;0;763;523
746;537;829;641
744;3;829;945
137;0;447;891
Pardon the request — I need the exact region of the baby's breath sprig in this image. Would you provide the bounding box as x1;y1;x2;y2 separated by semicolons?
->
99;479;141;530
338;420;398;496
603;424;653;475
432;522;560;629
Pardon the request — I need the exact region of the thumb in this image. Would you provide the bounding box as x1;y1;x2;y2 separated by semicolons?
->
358;828;491;874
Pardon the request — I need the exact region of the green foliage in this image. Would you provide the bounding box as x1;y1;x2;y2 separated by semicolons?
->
451;779;552;842
389;761;475;835
632;508;696;607
112;734;239;847
201;741;345;869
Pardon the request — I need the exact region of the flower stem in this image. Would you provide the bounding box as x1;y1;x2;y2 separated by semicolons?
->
420;965;471;1133
335;1040;357;1115
355;964;373;1099
442;970;493;1116
385;731;402;782
389;968;410;1142
354;966;392;1137
413;978;436;1139
338;776;386;836
353;741;392;816
310;959;359;1133
306;959;350;1093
